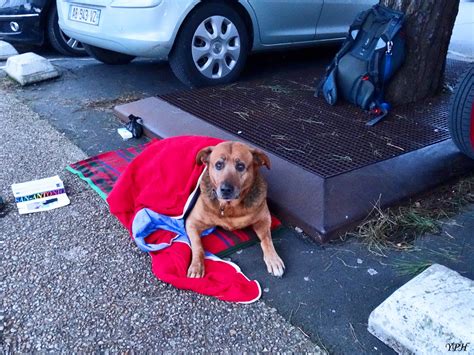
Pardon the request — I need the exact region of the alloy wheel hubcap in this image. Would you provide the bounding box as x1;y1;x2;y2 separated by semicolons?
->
59;30;85;52
192;15;241;79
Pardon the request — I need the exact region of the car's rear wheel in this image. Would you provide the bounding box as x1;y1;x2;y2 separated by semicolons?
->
448;64;474;159
169;3;250;87
47;4;87;56
83;44;136;65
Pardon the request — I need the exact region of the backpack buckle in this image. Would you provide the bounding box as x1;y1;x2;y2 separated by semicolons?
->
386;40;393;55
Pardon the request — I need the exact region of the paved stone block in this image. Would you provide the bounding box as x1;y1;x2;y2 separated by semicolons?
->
0;41;18;60
368;264;474;354
5;52;59;85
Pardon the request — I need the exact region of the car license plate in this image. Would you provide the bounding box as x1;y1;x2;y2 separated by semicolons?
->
69;5;101;26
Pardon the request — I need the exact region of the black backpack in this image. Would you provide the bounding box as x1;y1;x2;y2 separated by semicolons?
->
316;4;405;126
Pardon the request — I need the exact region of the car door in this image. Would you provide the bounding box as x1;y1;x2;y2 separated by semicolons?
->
315;0;378;40
247;0;323;45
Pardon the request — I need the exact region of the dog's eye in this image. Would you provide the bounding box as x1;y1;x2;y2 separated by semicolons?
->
235;162;246;172
215;161;224;170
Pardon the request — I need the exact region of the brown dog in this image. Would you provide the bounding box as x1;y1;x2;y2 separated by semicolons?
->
185;141;285;278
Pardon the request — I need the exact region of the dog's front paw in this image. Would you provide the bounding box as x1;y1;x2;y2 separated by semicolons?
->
187;260;205;278
264;253;285;277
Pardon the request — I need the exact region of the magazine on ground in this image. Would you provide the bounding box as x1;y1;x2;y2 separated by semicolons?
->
11;175;70;214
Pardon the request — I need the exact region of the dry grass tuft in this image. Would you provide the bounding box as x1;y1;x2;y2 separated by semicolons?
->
81;93;143;111
390;246;461;276
391;259;433;277
347;174;474;256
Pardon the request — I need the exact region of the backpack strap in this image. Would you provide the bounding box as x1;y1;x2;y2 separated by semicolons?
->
320;70;338;105
348;8;372;38
365;44;393;126
365;15;404;126
381;17;404;42
366;102;390;126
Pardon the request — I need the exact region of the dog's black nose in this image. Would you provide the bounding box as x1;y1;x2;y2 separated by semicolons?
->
219;183;234;198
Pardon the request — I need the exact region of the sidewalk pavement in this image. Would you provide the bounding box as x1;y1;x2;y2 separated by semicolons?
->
0;90;321;353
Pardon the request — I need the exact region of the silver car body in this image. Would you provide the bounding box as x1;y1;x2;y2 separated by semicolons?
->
57;0;376;59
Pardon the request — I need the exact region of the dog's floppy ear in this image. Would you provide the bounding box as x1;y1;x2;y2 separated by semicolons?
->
196;146;213;165
252;148;271;170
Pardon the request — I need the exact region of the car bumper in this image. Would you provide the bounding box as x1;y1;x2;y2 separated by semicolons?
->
57;0;197;59
0;13;43;45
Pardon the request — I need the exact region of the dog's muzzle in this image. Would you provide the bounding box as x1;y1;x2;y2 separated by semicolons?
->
217;182;239;200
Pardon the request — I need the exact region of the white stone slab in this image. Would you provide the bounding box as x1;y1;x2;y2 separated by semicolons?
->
5;52;59;85
0;41;18;60
368;264;474;354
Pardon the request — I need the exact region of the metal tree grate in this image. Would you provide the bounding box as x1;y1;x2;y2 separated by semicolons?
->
160;58;468;178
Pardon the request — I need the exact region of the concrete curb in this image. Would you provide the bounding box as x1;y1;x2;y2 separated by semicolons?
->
5;52;59;86
368;264;474;354
0;41;18;61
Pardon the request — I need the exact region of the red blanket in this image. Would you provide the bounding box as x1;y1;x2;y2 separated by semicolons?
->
107;136;262;303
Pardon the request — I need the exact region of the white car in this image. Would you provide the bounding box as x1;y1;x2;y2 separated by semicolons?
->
58;0;375;86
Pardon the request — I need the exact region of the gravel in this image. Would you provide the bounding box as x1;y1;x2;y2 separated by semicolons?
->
0;89;321;353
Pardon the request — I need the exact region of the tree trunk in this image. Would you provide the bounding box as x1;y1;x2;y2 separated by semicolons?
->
380;0;459;105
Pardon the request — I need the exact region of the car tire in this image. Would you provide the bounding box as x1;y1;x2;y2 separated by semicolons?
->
47;4;87;57
169;2;250;87
448;64;474;159
83;44;136;65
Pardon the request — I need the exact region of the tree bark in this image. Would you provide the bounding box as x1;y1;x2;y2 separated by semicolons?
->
380;0;459;105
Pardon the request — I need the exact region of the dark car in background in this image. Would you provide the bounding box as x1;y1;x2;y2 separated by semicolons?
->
0;0;85;56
